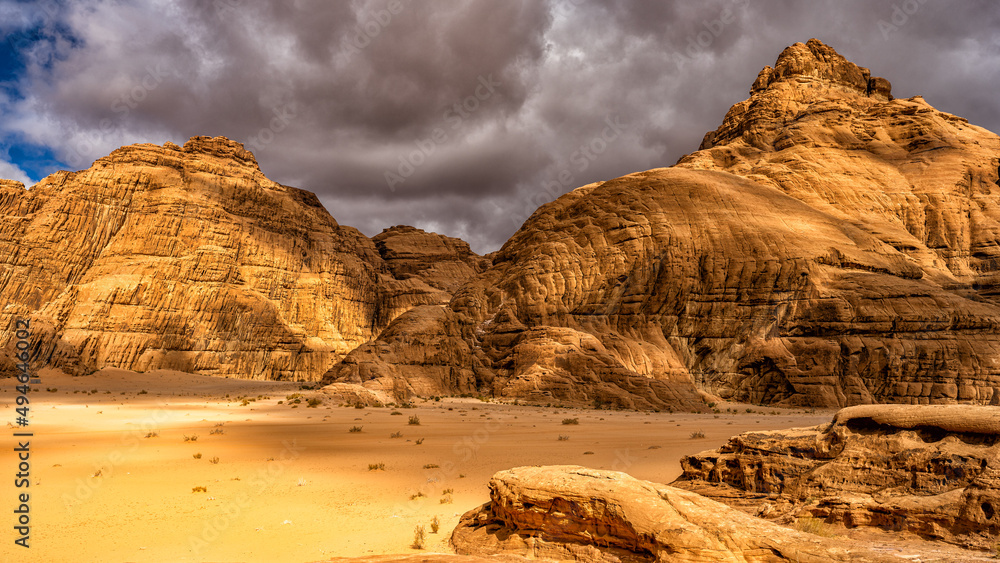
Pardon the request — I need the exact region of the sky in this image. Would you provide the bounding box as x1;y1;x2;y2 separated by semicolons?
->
1;0;998;253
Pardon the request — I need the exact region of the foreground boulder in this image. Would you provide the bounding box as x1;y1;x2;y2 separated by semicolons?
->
674;405;1000;550
450;465;911;562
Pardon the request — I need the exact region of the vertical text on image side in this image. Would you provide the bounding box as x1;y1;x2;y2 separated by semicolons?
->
12;318;35;548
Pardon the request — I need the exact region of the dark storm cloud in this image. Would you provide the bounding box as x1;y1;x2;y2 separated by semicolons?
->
1;0;998;253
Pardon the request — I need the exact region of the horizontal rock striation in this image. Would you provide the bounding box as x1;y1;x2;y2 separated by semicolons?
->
373;225;491;296
674;404;1000;550
0;137;471;380
326;38;1000;408
450;465;908;562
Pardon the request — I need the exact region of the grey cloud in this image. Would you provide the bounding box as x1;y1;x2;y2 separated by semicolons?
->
2;0;999;253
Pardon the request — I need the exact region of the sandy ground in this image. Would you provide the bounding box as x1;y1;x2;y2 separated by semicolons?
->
0;367;838;562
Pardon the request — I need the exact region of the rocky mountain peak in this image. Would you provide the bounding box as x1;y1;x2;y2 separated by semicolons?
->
93;135;261;175
752;38;892;100
701;39;895;151
0;179;26;191
180;135;260;167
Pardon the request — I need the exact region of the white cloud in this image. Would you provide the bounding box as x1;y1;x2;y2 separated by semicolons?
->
0;158;36;187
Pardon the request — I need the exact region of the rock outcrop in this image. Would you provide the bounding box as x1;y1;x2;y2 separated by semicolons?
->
675;405;1000;550
325;39;1000;408
0;137;473;380
450;465;915;562
373;225;491;296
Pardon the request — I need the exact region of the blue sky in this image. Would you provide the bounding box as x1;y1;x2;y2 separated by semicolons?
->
1;0;999;252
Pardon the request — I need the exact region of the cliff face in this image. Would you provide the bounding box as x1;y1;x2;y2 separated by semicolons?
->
326;39;1000;408
372;225;491;296
674;405;1000;550
0;137;472;380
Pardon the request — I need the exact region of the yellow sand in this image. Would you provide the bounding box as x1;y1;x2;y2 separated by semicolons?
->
0;368;832;562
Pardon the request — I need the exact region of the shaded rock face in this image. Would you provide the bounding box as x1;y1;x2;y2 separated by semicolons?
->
327;39;1000;408
674;405;1000;550
450;465;904;562
0;137;454;380
373;225;491;296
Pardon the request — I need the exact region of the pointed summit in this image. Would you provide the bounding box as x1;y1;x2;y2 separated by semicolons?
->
751;38;892;100
699;39;896;151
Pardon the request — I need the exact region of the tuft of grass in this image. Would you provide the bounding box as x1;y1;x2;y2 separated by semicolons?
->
354;403;365;409
184;435;198;442
297;478;307;486
423;463;439;469
561;418;579;425
442;488;453;495
145;432;158;438
689;430;706;439
209;457;219;464
138;390;148;395
408;415;421;426
368;462;386;471
558;435;570;441
412;524;426;549
390;411;403;416
410;491;425;500
430;516;440;534
192;486;207;493
307;398;323;408
390;431;403;438
349;426;363;433
439;495;453;504
794;517;835;537
193;453;202;459
415;438;424;445
210;428;224;435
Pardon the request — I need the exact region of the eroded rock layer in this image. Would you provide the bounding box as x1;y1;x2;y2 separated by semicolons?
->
0;137;467;380
450;465;906;562
326;39;1000;408
674;405;1000;550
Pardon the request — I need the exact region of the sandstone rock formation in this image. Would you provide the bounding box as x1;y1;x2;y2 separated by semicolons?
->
0;137;477;380
450;465;913;562
373;225;491;296
325;39;1000;408
675;405;1000;551
320;556;529;563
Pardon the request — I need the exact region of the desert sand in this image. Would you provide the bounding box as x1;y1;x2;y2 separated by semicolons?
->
1;367;832;562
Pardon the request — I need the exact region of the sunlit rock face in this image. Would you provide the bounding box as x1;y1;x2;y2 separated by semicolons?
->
0;136;464;380
326;39;1000;408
